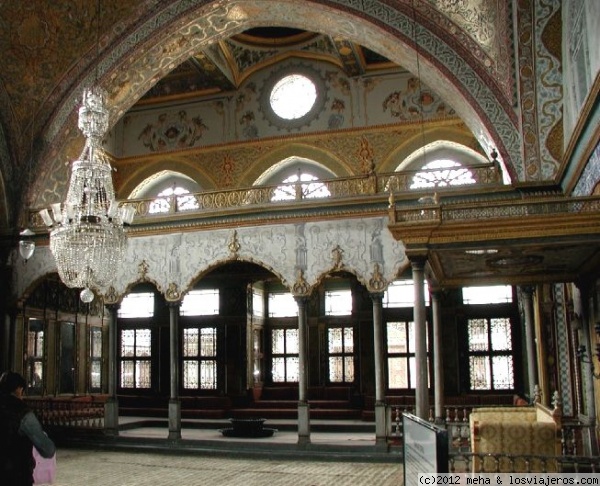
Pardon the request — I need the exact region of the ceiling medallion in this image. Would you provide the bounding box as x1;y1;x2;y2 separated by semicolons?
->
486;254;543;268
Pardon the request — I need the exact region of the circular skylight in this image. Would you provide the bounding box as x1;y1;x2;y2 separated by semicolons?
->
269;74;317;120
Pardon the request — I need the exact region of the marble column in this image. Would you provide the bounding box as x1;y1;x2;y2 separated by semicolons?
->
370;292;387;446
431;290;444;423
167;300;182;440
104;303;120;436
411;257;429;420
295;296;310;445
520;286;538;399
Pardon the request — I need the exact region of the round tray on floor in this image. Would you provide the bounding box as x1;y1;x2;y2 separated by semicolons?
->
219;427;277;438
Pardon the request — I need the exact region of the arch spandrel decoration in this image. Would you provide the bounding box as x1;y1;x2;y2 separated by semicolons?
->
36;0;526;210
12;217;406;303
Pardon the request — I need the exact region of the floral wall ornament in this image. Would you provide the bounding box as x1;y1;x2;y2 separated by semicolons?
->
228;230;241;257
103;286;119;305
138;260;149;279
357;136;375;174
368;263;386;293
137;110;208;152
165;282;181;302
331;245;344;270
292;268;310;297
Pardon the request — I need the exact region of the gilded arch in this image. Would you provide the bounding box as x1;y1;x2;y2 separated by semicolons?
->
33;0;523;212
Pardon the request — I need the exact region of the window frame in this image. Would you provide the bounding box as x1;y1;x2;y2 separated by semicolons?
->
89;326;103;392
259;65;326;129
384;319;430;390
25;318;45;395
459;299;521;393
325;324;355;384
269;326;300;384
181;325;219;391
118;327;153;390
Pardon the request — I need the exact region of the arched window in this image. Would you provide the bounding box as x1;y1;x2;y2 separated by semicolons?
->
254;156;336;202
149;185;199;214
129;170;202;215
272;171;331;201
410;159;476;189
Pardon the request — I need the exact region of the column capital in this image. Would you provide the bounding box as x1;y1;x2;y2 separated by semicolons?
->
165;300;182;308
369;291;384;303
408;254;428;269
519;285;535;296
293;295;309;307
104;302;120;313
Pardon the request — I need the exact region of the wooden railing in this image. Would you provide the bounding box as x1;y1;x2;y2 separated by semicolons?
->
449;452;600;473
26;163;503;228
25;397;105;429
387;403;599;469
391;194;600;225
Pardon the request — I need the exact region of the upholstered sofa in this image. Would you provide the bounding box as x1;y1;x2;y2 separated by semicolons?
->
469;403;561;472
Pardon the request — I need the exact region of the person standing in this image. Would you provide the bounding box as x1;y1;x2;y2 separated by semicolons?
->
0;371;56;486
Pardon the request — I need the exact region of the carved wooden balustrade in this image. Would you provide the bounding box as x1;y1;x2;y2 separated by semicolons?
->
25;397;105;429
26;163;503;228
387;403;599;472
449;452;600;473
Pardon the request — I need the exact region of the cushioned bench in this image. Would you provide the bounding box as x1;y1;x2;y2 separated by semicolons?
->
469;403;561;472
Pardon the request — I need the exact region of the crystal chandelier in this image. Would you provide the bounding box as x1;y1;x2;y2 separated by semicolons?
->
40;87;134;303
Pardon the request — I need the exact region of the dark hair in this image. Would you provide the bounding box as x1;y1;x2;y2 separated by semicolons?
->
0;371;27;394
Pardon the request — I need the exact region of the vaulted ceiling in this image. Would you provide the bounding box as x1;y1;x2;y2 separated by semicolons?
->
4;1;596;288
0;0;518;215
139;27;397;105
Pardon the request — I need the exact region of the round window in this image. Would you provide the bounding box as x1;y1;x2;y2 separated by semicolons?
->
269;74;317;120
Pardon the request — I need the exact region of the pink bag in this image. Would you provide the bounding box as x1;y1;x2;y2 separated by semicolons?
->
32;447;56;485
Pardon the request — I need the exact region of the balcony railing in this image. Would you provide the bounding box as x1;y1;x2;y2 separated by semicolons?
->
392;194;600;225
26;163;502;229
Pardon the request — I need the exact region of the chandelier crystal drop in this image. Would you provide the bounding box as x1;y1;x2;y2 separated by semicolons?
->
41;87;134;302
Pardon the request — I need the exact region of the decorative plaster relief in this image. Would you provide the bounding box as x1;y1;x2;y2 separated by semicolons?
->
12;217;407;302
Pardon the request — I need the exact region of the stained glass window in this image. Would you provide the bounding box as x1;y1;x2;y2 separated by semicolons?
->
271;328;299;383
90;327;102;390
118;293;154;318
463;285;513;304
325;289;352;316
411;159;476;188
467;317;514;390
386;321;429;389
26;319;44;394
182;327;217;389
149;186;199;214
383;280;430;308
327;327;354;382
181;289;219;316
271;172;331;201
119;328;152;388
270;74;317;120
268;292;297;317
252;289;264;317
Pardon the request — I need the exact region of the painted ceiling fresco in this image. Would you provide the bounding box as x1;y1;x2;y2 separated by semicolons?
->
0;0;564;218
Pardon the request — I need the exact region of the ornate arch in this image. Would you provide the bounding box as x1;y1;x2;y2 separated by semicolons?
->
250;143;350;185
33;0;523;210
